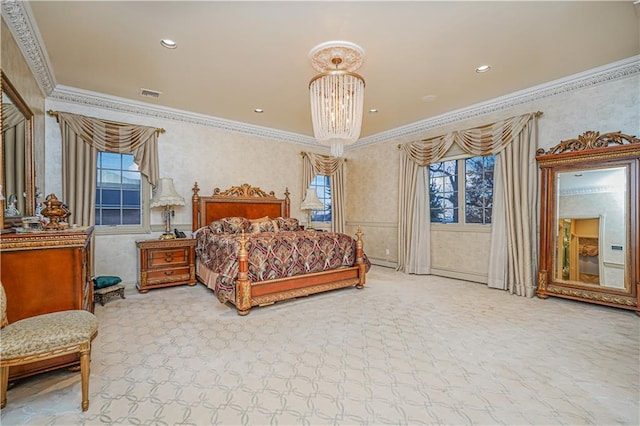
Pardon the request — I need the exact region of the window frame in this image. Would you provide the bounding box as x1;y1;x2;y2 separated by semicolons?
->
428;153;495;228
94;151;151;236
309;174;332;227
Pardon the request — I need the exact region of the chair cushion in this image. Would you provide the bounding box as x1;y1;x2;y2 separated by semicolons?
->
0;310;98;360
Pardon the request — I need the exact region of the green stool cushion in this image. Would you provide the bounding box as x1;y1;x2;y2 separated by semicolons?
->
93;276;122;289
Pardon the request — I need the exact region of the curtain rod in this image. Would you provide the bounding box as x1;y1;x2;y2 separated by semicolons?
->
47;110;166;134
397;111;544;149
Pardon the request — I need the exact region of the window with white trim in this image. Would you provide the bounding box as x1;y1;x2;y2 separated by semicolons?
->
95;152;148;231
429;155;495;224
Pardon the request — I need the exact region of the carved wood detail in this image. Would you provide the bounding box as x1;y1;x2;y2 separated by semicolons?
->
536;131;640;156
213;183;276;198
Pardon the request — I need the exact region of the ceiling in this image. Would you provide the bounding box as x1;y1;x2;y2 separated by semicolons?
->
19;1;640;141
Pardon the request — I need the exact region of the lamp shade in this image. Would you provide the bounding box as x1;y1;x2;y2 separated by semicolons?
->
149;177;185;208
300;187;324;211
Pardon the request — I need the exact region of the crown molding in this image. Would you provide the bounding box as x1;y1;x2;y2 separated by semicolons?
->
49;85;318;146
4;0;639;148
351;55;640;150
1;0;56;96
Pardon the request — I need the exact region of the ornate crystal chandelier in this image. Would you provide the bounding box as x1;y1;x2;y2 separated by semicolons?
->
308;41;365;157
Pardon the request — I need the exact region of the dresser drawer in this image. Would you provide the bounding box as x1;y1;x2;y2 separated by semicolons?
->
147;247;189;268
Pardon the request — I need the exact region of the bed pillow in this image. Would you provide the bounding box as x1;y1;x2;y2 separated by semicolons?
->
276;217;301;231
249;216;279;233
221;217;251;234
208;220;225;234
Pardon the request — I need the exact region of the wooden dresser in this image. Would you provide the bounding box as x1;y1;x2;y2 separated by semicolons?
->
0;226;94;380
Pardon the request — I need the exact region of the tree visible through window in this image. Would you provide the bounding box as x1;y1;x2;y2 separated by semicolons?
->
309;175;332;222
429;155;495;224
95;152;142;226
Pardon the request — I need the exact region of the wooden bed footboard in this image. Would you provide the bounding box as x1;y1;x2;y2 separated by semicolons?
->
234;228;367;315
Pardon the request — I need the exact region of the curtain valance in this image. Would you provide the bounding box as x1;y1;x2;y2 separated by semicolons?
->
399;112;541;165
302;152;346;176
51;111;163;187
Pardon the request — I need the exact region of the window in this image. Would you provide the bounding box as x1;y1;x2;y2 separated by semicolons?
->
309;175;332;222
95;152;143;227
429;155;495;224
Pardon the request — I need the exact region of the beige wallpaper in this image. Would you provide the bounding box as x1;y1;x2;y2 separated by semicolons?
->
346;75;639;281
44;97;327;282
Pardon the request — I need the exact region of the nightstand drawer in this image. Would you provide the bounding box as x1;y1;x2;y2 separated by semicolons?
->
145;266;192;285
147;248;189;268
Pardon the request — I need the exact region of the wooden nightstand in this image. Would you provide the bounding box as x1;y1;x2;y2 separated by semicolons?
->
136;238;197;292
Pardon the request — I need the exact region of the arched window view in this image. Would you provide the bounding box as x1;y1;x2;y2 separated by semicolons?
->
428;155;495;224
309;174;331;222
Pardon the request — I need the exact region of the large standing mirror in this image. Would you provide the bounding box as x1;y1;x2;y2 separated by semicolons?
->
1;70;35;230
537;131;639;314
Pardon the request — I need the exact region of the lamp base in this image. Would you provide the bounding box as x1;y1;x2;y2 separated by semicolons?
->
159;232;175;240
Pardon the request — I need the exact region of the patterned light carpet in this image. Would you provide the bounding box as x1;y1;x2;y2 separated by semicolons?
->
1;266;639;425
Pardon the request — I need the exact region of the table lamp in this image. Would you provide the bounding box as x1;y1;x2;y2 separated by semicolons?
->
300;186;324;230
150;177;185;239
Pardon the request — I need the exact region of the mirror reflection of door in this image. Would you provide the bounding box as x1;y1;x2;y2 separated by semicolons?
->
556;167;627;290
557;218;601;283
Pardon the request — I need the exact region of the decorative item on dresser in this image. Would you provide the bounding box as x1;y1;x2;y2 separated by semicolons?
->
40;193;71;230
191;182;369;316
536;130;639;314
136;238;197;292
0;226;95;380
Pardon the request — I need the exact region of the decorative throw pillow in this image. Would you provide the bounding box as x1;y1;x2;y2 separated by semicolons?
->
208;220;225;234
93;276;122;289
221;217;250;234
249;216;279;233
276;217;301;231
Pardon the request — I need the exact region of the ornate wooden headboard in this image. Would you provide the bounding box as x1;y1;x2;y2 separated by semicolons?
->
191;183;291;231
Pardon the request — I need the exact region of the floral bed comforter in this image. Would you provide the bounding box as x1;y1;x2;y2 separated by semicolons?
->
195;228;370;303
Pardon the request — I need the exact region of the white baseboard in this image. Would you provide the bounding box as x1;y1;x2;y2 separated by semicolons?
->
430;268;488;284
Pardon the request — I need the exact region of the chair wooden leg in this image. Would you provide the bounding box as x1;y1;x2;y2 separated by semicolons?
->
80;347;91;412
1;365;8;409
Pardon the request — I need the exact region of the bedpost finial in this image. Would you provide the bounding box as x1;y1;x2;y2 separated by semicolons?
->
192;182;200;197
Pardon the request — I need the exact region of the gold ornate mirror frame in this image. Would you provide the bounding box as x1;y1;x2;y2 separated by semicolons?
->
1;70;35;231
536;131;639;314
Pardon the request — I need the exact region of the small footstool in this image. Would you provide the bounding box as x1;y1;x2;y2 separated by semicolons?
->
94;284;126;306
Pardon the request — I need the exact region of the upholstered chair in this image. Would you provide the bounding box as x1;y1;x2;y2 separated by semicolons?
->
0;282;99;411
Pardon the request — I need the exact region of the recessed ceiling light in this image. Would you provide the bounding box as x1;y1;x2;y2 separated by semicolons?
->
254;108;264;113
476;65;491;73
421;95;437;103
368;109;378;113
160;39;177;49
